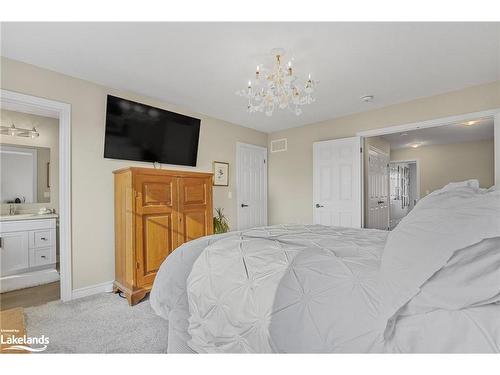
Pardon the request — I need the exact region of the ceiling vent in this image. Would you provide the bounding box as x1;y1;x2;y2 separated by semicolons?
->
270;138;288;153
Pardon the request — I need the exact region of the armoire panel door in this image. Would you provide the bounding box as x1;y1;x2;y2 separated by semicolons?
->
134;174;178;287
177;177;213;247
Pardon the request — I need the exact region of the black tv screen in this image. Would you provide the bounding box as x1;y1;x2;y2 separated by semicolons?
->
104;95;200;166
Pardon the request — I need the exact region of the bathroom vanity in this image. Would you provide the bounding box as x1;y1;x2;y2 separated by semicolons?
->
0;214;59;292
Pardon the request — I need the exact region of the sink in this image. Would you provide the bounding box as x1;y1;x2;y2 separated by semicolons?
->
0;213;58;222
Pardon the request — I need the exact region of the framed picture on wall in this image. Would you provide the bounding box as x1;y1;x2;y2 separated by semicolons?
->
213;161;229;186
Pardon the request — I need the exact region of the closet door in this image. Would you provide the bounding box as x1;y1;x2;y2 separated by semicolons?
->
134;173;178;287
177;176;213;247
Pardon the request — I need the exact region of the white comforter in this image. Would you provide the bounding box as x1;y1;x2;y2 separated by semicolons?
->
151;180;500;353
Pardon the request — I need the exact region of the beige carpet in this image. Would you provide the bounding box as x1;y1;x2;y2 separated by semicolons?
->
24;293;168;353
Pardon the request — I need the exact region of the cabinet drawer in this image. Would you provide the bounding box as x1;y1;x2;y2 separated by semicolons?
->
31;248;53;267
31;230;53;248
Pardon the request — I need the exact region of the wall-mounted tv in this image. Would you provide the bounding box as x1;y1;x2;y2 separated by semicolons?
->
104;95;201;166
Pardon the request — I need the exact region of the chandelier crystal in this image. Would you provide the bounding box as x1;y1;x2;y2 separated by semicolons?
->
236;49;318;116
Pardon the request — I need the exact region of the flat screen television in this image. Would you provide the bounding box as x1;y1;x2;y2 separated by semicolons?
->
104;95;201;166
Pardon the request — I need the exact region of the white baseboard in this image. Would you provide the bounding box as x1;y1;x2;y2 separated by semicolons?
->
71;281;114;300
1;269;60;293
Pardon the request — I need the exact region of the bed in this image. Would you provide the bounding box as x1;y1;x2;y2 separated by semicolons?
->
150;180;500;353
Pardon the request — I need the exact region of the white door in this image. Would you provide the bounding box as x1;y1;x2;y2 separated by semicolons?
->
313;137;362;228
236;143;268;230
0;231;29;276
367;147;389;230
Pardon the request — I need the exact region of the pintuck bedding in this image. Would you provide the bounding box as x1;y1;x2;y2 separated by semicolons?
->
150;180;500;353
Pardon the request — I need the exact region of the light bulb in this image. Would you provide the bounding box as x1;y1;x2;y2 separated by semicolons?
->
31;127;39;138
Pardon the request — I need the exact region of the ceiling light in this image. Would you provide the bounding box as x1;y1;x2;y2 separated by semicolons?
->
360;95;374;103
411;143;421;148
464;120;477;126
236;48;318;116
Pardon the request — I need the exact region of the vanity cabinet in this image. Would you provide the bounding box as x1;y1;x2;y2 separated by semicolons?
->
0;218;57;278
113;167;214;305
0;231;29;276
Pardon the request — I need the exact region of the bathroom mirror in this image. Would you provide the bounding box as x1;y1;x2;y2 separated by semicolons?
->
0;143;52;204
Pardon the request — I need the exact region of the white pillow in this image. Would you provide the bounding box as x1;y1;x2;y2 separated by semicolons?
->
379;181;500;334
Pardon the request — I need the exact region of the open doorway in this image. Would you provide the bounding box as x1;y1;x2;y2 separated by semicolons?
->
0;109;60;309
1;90;72;311
363;115;495;230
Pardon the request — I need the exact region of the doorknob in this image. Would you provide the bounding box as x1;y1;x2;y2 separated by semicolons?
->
241;203;249;208
315;203;324;208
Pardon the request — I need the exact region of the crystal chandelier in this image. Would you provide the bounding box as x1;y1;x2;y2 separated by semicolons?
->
236;48;318;116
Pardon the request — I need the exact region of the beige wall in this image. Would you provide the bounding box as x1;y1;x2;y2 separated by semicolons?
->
0;109;59;213
1;57;267;290
268;80;500;225
391;139;495;196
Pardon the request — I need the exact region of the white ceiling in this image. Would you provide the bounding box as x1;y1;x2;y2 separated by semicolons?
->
1;22;499;133
380;117;494;149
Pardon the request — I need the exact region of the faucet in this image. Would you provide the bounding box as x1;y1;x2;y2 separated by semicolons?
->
9;203;16;215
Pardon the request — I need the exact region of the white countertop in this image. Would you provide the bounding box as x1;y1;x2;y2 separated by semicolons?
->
0;213;59;222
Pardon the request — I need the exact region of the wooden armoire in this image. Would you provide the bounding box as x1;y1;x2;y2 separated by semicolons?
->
113;167;213;305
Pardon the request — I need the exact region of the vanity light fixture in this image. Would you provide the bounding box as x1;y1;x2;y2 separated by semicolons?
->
0;123;40;138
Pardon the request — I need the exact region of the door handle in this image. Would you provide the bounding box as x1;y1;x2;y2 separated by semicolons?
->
315;204;324;208
241;203;249;208
377;201;385;204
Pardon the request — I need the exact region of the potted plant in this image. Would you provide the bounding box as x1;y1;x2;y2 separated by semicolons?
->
213;207;230;234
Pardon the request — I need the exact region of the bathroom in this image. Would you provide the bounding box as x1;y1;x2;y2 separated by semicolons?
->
0;108;60;310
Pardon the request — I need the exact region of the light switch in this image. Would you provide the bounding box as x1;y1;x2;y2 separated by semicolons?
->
228;191;232;199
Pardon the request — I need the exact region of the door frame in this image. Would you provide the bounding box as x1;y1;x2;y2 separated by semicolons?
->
236;142;268;230
357;108;500;224
1;89;72;302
